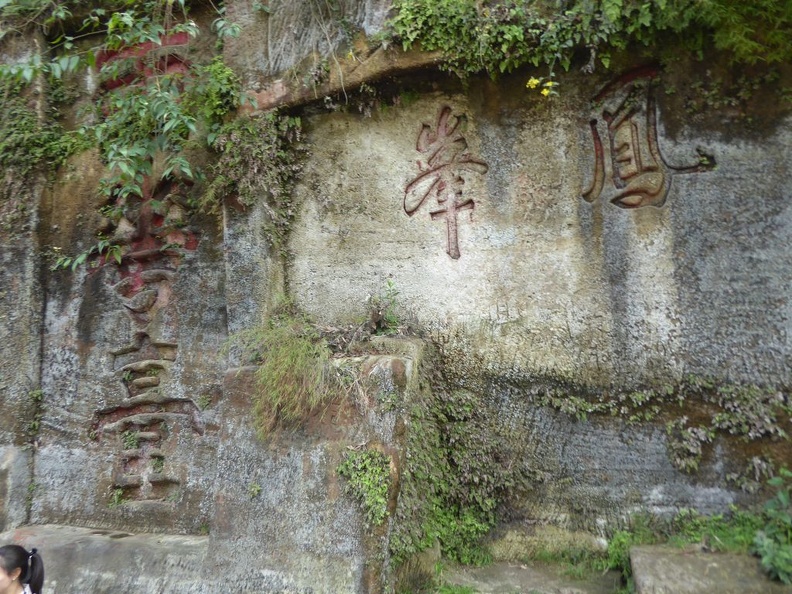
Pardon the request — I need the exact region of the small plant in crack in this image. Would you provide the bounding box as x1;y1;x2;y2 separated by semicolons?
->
151;457;164;474
108;488;126;508
121;430;140;450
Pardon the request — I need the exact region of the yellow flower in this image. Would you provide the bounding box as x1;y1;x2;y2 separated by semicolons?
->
543;80;556;87
541;87;551;97
526;77;540;89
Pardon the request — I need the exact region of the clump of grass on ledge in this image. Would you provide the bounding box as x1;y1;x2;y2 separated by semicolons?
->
228;299;337;437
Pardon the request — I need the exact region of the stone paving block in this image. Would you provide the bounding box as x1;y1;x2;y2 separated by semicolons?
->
631;545;791;594
443;560;622;594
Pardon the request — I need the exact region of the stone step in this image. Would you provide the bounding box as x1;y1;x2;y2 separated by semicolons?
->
442;560;622;594
630;545;791;594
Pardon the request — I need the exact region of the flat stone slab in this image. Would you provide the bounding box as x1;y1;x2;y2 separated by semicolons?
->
442;561;622;594
1;524;208;594
0;524;351;593
630;545;792;594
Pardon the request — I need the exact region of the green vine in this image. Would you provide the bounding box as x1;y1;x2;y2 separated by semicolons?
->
0;74;86;233
0;79;81;179
518;374;791;474
25;388;44;438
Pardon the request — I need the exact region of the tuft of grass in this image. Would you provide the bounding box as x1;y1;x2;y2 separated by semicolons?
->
121;430;140;450
669;507;762;552
108;488;126;508
228;300;338;437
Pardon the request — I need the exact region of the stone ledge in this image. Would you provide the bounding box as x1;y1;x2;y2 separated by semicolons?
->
630;545;790;594
245;44;443;112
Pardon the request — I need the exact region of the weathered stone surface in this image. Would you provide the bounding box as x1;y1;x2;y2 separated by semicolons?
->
484;402;738;530
285;80;792;388
2;8;792;592
223;0;446;113
207;349;415;593
244;44;443;112
224;0;393;83
489;525;606;564
443;560;622;594
260;68;792;528
0;245;42;448
222;203;283;338
0;33;47;532
209;366;371;593
630;545;791;594
0;447;32;532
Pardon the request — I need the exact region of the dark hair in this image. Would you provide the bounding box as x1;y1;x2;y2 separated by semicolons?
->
0;545;44;594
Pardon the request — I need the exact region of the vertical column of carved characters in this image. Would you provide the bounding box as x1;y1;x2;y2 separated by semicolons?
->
88;34;202;507
98;265;174;504
95;184;203;505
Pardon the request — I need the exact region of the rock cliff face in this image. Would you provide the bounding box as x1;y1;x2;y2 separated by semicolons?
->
1;1;791;592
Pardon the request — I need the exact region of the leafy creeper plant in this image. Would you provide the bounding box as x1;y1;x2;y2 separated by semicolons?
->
337;449;392;527
754;467;792;584
390;0;792;92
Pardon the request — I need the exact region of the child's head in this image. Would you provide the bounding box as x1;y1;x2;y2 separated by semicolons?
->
0;545;44;594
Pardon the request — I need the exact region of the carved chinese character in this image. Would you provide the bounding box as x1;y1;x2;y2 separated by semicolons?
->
404;106;488;259
582;67;715;209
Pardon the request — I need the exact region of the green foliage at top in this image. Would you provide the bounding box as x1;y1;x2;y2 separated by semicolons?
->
0;3;238;181
0;1;200;81
227;300;337;437
0;0;255;264
754;468;792;584
82;50;244;224
203;110;304;250
337;449;392;527
390;0;792;79
93;75;197;200
182;56;243;134
76;2;238;206
702;0;792;64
